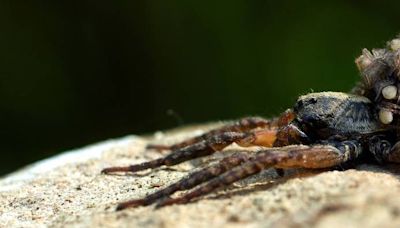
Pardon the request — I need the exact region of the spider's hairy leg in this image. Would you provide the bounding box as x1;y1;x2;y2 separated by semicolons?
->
102;110;297;174
147;116;275;151
101;129;279;174
156;140;362;207
115;152;252;210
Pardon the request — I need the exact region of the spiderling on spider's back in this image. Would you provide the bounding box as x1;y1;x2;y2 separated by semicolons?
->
102;35;400;211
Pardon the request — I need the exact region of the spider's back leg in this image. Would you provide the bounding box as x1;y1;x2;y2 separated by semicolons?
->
156;140;362;207
115;152;252;210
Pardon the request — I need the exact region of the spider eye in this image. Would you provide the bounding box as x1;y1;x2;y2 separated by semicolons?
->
309;98;317;104
381;85;398;100
379;109;393;124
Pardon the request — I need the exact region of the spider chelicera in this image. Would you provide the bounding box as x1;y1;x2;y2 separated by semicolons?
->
102;35;400;211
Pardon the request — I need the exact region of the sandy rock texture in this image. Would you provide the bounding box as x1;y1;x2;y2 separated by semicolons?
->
2;124;400;228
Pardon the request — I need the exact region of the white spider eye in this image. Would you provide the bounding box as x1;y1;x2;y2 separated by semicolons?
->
379;109;393;124
381;85;398;100
390;39;400;51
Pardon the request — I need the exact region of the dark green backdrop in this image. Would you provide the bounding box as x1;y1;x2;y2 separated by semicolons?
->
1;0;399;175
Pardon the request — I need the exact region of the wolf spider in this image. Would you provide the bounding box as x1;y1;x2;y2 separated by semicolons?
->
102;35;400;211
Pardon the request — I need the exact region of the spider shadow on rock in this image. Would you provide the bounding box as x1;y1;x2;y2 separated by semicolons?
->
356;162;400;178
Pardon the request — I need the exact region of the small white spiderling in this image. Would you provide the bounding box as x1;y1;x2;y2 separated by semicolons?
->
381;85;397;100
379;109;393;124
390;39;400;51
355;50;373;71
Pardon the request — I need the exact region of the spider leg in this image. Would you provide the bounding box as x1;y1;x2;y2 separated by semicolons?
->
102;129;278;174
147;116;274;151
147;110;295;151
102;110;300;174
115;152;252;210
156;140;362;207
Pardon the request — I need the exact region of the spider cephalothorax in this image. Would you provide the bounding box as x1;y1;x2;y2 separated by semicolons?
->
102;35;400;211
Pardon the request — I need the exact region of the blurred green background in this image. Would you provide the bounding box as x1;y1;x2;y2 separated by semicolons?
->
1;0;399;175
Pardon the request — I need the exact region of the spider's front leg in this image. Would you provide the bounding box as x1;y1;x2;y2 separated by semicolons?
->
146;116;272;151
147;111;295;151
102;129;277;174
156;140;363;207
101;111;296;174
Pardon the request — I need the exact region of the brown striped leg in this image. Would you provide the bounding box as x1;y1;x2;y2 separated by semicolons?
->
102;129;278;174
115;152;252;210
147;116;274;151
155;140;362;207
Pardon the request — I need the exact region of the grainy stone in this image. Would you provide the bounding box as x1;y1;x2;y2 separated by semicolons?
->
1;124;400;227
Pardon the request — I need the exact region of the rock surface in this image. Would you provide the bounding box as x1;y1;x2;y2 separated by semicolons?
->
2;124;400;228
